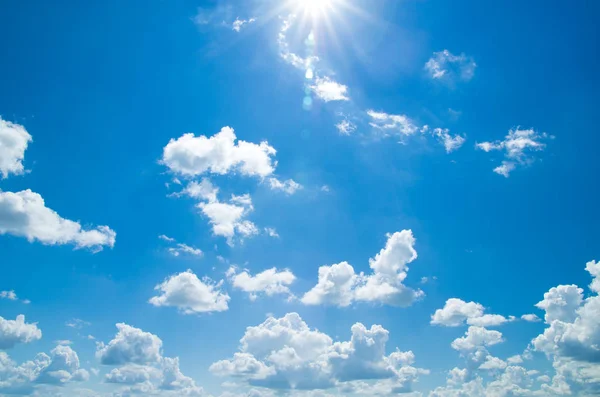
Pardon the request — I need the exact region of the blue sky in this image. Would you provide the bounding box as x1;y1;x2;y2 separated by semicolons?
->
0;0;599;396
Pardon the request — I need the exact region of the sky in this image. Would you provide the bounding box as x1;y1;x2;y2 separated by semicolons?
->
0;0;599;396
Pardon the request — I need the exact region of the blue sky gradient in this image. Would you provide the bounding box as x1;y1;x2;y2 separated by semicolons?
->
0;1;599;396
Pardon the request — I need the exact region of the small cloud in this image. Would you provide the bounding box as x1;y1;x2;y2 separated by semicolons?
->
425;49;476;82
268;178;303;195
66;319;91;329
310;77;349;102
336;120;356;135
264;227;280;238
159;235;203;257
232;17;256;32
0;290;18;301
55;340;73;346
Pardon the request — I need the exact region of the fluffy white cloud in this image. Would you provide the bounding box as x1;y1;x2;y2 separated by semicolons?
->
302;231;424;308
479;356;507;371
451;326;504;352
0;315;42;349
268;178;302;195
0;345;88;395
0;117;32;179
199;194;258;245
149;270;230;314
35;345;89;385
227;266;296;301
210;313;426;391
162;127;277;178
476;127;551;177
0;189;116;251
301;261;357;307
105;364;161;384
232;17;256;32
521;314;541;323
96;323;163;365
179;178;219;203
367;110;419;136
310;77;349;102
425;50;476;82
431;298;511;327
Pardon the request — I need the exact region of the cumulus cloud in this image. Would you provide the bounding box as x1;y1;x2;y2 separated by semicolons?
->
0;345;89;395
149;270;230;314
521;313;541;323
162;127;277;178
310;77;349;102
210;312;427;391
0;189;116;251
431;298;512;327
96;323;163;365
199;194;258;245
99;324;205;396
476;127;551;177
0;117;32;179
227;266;296;301
0;315;42;349
425;49;476;82
302;230;424;308
451;326;504;352
268;178;302;195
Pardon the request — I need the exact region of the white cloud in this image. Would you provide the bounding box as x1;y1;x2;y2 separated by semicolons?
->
264;227;279;238
227;266;296;301
210;312;427;391
0;345;88;394
99;323;205;396
310;77;349;102
451;326;504;352
179;178;219;203
425;50;476;82
431;298;511;327
278;14;318;71
0;315;42;349
96;323;163;365
521;314;541;323
335;120;356;135
149;270;230;314
65;318;90;329
232;17;256;32
162;127;277;178
507;355;523;365
0;290;17;301
476;127;551;177
367;110;419;136
0;117;32;179
198;193;258;245
268;178;303;195
158;235;203;257
479;356;507;371
0;189;116;251
431;128;466;153
302;230;424;308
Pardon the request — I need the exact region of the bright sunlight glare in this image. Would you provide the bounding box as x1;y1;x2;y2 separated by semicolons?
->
297;0;334;17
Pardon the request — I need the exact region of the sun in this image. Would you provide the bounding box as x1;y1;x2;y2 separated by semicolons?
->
297;0;334;17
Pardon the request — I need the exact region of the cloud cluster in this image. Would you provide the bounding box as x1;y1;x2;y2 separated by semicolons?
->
149;270;230;314
98;323;205;396
476;127;551;177
210;312;427;391
302;230;424;308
